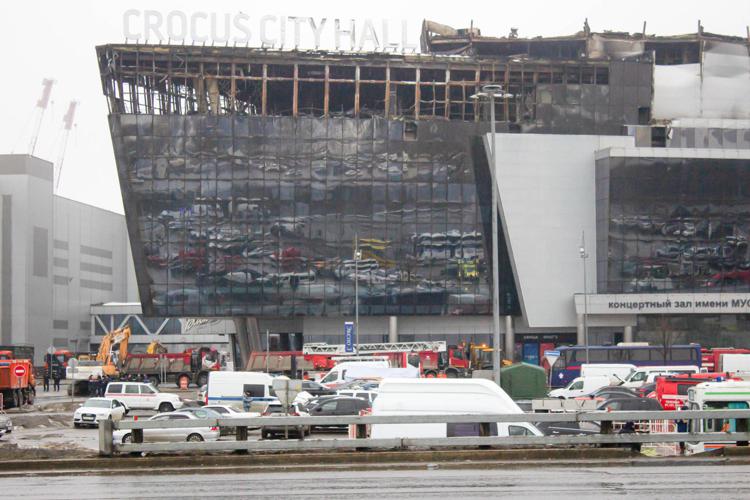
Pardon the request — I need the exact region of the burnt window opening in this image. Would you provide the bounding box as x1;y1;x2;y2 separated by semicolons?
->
638;107;651;126
391;67;417;82
298;65;325;78
298;81;325;117
394;84;416;117
552;72;564;84
247;64;264;77
448;85;477;121
595;67;609;85
235;80;263;115
266;81;294;116
359;66;386;80
329;65;355;80
650;42;701;65
565;67;581;84
420;68;446;82
329;82;355;116
651;126;667;147
359;83;386;117
449;69;476;82
267;65;294;78
404;121;418;140
418;84;447;118
582;67;595;84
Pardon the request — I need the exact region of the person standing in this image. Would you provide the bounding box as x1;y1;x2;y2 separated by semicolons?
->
43;367;50;392
53;368;61;392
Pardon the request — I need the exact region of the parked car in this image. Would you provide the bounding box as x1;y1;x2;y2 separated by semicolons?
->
548;376;612;399
0;415;12;439
261;402;310;439
636;382;657;398
173;407;222;419
203;404;258;419
336;389;378;404
73;397;127;428
536;421;600;436
104;381;184;413
301;380;336;397
596;397;663;411
113;412;220;444
586;386;638;401
307;396;372;429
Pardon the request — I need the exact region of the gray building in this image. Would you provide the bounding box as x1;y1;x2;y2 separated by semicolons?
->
0;154;137;362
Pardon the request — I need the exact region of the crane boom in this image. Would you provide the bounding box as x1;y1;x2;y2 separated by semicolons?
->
302;340;446;355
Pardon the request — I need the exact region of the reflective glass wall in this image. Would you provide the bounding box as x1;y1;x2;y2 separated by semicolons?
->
598;157;750;293
111;115;516;317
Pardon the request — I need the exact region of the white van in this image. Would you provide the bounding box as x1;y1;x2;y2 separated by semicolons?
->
620;365;699;388
370;378;542;439
318;361;389;388
720;354;750;374
548;375;612;399
580;364;636;383
207;371;277;411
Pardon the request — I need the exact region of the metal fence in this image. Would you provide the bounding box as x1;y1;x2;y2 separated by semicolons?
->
99;409;750;456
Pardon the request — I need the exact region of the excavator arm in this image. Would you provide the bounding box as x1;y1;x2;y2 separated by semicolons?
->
97;326;131;376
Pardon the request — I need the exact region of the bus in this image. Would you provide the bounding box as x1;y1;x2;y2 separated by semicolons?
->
549;344;701;388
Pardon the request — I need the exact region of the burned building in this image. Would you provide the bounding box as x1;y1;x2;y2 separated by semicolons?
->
97;20;750;361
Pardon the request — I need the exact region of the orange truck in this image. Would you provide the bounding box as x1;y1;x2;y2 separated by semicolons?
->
0;352;35;409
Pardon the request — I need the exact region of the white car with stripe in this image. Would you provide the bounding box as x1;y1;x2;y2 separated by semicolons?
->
104;381;183;412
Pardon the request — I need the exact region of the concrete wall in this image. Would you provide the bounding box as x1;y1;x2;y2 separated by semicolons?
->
53;196;138;352
490;134;634;329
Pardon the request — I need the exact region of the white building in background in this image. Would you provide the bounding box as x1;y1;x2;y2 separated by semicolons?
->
0;154;235;363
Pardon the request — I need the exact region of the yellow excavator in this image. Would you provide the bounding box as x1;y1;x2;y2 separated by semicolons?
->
146;341;168;355
96;326;131;376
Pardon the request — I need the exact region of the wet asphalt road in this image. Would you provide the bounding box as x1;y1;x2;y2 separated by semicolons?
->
3;465;750;499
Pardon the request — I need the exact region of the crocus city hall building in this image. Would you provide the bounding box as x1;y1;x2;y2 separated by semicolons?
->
97;20;750;363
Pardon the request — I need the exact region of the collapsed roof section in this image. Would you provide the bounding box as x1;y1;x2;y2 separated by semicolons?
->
421;19;749;65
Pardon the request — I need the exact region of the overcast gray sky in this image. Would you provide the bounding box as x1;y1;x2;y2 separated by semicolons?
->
1;1;748;214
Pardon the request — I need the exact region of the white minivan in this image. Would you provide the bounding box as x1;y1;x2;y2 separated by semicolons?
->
207;371;277;411
104;382;184;412
619;365;699;388
370;378;542;439
548;375;612;399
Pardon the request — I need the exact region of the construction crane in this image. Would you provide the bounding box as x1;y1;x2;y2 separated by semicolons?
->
54;101;78;191
28;78;55;156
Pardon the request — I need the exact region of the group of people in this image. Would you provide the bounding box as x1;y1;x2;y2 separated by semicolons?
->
42;367;61;392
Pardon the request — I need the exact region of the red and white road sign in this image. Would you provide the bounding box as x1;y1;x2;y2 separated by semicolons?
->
13;365;27;377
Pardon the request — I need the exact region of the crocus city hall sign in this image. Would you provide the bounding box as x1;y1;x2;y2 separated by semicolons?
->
123;10;417;52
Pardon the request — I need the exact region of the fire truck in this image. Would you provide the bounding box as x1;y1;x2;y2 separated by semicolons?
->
701;348;750;372
0;350;35;409
301;341;471;377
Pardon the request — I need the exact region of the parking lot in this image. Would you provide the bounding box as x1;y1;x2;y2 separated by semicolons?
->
0;382;347;457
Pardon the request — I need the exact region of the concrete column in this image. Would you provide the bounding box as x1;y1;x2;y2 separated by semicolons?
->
246;317;263;352
623;325;634;343
388;316;398;343
233;318;251;370
576;314;585;346
504;315;514;362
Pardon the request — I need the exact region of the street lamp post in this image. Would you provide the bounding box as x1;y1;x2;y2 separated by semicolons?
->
471;84;511;387
354;233;361;354
579;230;590;364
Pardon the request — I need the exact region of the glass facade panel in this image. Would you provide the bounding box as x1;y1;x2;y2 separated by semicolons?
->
605;158;750;293
113;115;519;317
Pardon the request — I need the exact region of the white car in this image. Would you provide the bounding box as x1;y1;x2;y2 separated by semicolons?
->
0;415;12;438
104;381;183;412
203;404;259;419
73;398;127;428
113;412;220;444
